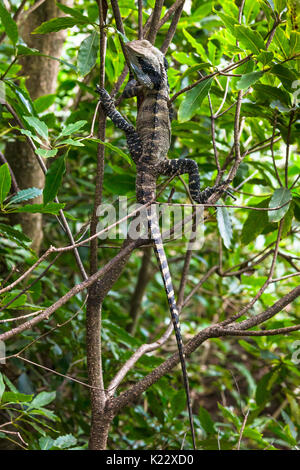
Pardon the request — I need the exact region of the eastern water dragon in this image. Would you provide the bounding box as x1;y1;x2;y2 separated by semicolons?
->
96;39;230;449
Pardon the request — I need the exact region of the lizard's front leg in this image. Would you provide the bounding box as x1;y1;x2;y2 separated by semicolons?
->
96;86;142;163
158;159;229;203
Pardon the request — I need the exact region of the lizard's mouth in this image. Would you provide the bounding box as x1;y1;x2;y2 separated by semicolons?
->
126;53;154;89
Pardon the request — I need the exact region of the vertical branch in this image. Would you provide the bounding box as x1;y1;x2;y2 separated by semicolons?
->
161;0;184;54
87;0;108;451
138;0;143;39
146;0;165;44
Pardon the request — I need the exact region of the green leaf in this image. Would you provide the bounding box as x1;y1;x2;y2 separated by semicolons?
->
281;201;294;238
217;206;232;249
217;11;238;36
39;436;55;450
290;31;300;56
269;188;292;223
271;64;298;93
236;71;264;89
0;163;11;204
34;94;56;113
52;434;77;449
43;154;66;205
29;391;56;409
56;3;90;21
23;116;49;141
257;51;274;66
2;292;27;308
58;138;84;147
89;138;132;165
35;148;58;158
182;29;209;61
19;129;43;146
0;374;5;400
234;25;266;54
253;84;291;107
218;403;241;429
178;78;213;122
77;31;99;76
5;81;37;116
9;187;42;204
0;223;31;249
0;2;18;45
1;391;33;403
57;120;87;138
198;407;215;435
241;199;270;245
13;202;65;214
171;389;186;417
32;16;90;34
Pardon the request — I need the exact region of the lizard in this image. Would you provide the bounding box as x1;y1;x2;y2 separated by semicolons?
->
96;39;230;449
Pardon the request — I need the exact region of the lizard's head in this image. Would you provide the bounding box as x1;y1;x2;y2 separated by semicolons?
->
124;39;167;90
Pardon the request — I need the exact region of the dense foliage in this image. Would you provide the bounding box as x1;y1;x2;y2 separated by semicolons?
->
0;0;299;450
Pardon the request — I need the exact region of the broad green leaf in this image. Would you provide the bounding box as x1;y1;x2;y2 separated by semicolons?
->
198;407;215;435
281;201;294;237
271;27;289;59
182;29;209;61
57;120;87;138
171;389;186;417
19;129;43;146
241;199;270;245
58;139;85;147
32;16;90;34
5;81;37;116
56;3;90;21
257;51;274;66
34;94;56;113
271;64;298;92
253;84;291;106
13;202;65;214
16;45;77;70
39;436;55;450
236;71;264;89
77;31;99;76
23;116;49;141
274;0;286;13
9;187;42;204
0;374;5;400
0;163;11;204
290;31;300;56
234;25;266;54
52;434;77;449
217;11;237;36
89;138;132;165
0;2;18;45
147;390;164;424
35;148;58;158
217;206;232;249
29;391;56;409
178;77;213;122
43;154;66;205
218;403;241;429
0;223;31;249
1;391;33;403
2;292;27;308
268;188;292;222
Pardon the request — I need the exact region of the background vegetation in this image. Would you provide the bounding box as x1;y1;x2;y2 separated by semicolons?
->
0;0;299;450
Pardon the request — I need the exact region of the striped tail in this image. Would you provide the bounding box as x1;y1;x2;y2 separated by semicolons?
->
147;206;196;450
